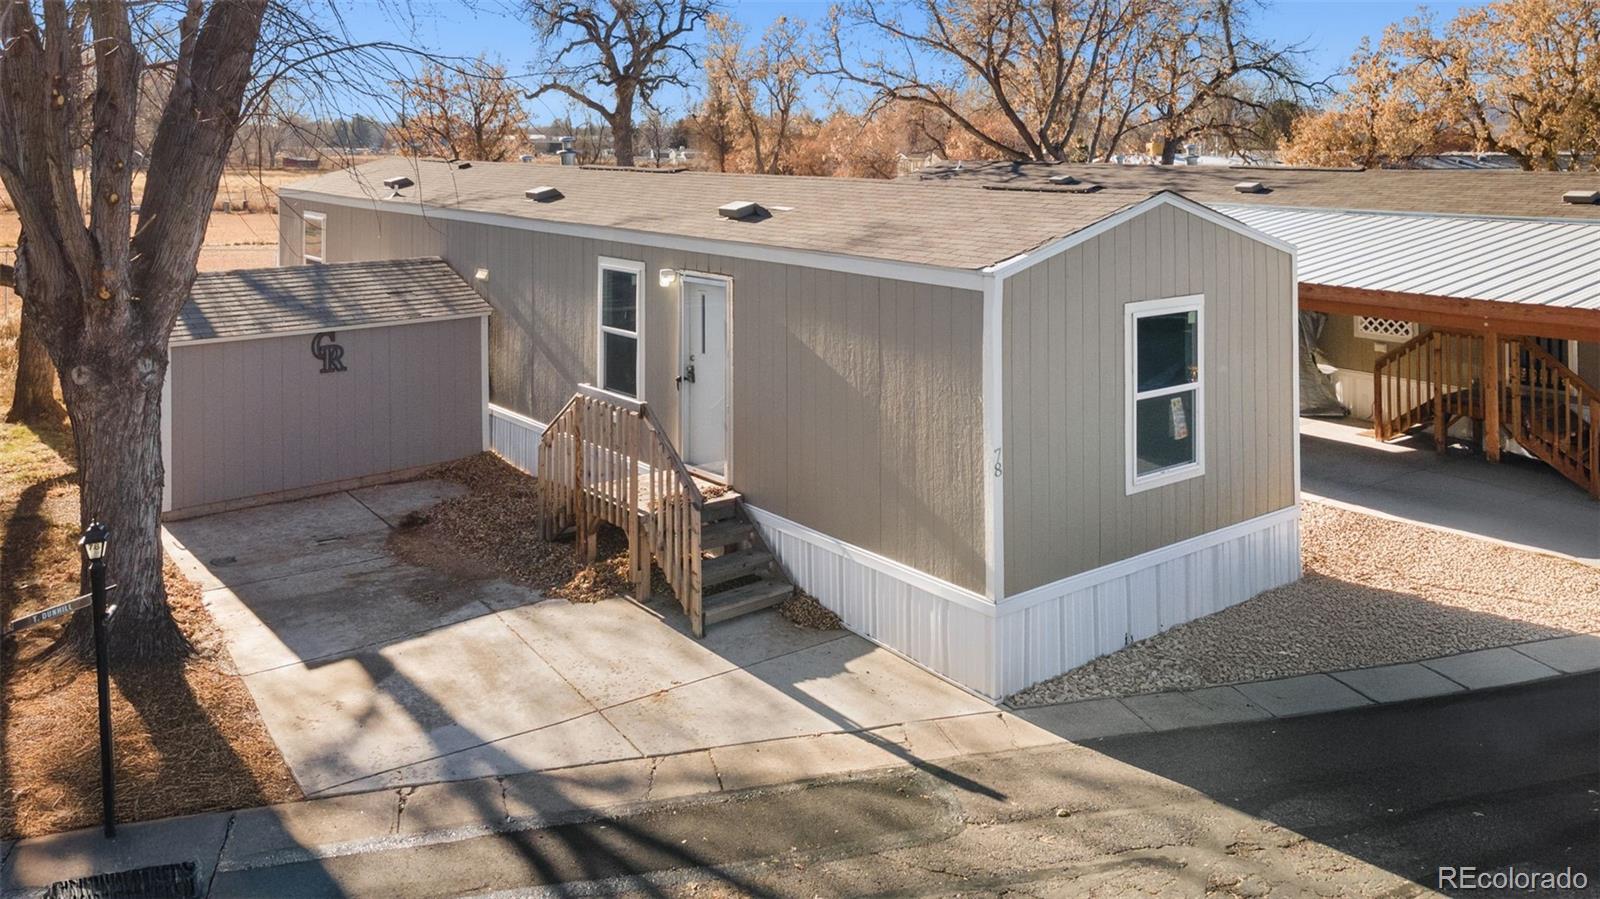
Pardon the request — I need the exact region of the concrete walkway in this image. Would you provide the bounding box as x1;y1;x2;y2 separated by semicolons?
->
2;706;1058;896
1013;631;1600;741
1300;417;1599;563
159;480;1021;798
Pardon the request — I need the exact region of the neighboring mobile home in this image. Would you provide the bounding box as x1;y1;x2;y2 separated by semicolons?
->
276;159;1300;699
910;163;1600;497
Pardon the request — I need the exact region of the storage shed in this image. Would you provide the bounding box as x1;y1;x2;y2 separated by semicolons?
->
161;258;491;518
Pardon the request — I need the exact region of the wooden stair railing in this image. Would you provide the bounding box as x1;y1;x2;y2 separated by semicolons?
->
535;385;706;632
1371;330;1599;499
1503;338;1600;499
1372;329;1484;447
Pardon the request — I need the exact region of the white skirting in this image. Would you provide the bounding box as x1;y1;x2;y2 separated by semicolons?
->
747;503;1301;701
488;405;546;472
993;506;1301;696
744;505;1002;698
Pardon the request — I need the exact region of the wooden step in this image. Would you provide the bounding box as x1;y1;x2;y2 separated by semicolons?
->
703;578;794;625
701;518;754;550
703;549;774;587
701;494;739;523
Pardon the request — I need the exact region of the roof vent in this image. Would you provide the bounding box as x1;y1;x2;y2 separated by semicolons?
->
382;176;414;198
525;185;563;202
718;200;762;220
1562;189;1599;205
1047;174;1079;185
1233;180;1268;194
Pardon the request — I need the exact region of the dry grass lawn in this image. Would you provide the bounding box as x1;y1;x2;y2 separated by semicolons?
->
1;314;299;841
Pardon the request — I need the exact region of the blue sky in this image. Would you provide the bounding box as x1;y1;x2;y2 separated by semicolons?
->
345;0;1479;123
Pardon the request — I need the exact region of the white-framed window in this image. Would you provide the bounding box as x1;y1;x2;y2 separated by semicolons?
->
302;211;326;265
1125;294;1204;493
1353;315;1416;342
597;257;645;397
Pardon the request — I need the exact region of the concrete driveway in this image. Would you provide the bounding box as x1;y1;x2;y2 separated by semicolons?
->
1301;417;1600;563
163;481;1005;797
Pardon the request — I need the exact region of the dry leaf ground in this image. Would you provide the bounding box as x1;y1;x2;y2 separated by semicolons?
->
1;369;299;840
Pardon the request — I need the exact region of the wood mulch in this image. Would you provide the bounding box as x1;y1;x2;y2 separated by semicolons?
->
778;593;844;631
1;389;299;840
391;452;655;604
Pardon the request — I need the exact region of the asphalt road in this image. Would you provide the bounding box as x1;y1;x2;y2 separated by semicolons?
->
213;673;1600;898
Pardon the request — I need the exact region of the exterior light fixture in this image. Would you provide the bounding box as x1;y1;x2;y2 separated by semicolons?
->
659;269;678;288
78;519;116;837
80;521;109;560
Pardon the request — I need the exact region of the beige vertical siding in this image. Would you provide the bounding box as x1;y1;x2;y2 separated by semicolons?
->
1001;203;1296;595
1577;341;1600;388
280;199;987;592
168;316;483;511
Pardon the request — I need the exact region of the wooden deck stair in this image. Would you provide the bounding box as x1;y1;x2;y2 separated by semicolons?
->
697;494;795;626
1374;331;1599;498
534;385;795;636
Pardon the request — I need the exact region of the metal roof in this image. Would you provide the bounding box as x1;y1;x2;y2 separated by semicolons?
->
173;257;491;343
1217;204;1600;311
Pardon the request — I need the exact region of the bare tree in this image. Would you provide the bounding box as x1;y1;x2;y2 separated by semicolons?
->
0;1;435;662
393;57;531;161
819;0;1141;161
704;13;814;174
4;264;62;423
1136;0;1311;163
525;0;714;166
820;0;1310;164
689;67;736;170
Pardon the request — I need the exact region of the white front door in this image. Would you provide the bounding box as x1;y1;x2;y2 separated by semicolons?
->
680;279;729;480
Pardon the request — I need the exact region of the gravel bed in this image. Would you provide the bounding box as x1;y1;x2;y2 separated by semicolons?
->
1007;501;1600;707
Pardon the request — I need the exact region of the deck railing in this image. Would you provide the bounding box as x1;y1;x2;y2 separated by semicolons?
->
1373;330;1598;498
535;385;705;624
1372;329;1483;445
1504;338;1600;498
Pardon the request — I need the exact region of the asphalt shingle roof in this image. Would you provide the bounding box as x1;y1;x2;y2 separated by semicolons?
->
280;158;1154;271
905;161;1600;221
173;257;490;343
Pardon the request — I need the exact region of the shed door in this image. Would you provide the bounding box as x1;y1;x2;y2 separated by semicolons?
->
679;279;729;481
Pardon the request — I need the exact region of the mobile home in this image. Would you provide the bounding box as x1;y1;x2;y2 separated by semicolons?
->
275;159;1301;699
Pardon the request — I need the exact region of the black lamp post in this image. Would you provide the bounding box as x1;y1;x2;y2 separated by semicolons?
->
79;521;115;839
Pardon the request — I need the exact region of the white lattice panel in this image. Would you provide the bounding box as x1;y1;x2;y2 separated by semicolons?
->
1354;316;1417;342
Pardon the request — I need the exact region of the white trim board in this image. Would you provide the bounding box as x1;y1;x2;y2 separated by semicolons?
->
280;188;990;292
170;311;491;347
981;274;1005;602
160;368;173;514
984;192;1299;279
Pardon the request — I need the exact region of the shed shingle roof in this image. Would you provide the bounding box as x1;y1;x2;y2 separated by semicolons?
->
280;158;1154;271
174;257;490;343
904;161;1600;221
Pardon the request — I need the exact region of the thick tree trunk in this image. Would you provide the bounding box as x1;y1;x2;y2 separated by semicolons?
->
7;311;62;423
1159;135;1180;165
59;345;187;665
611;92;637;166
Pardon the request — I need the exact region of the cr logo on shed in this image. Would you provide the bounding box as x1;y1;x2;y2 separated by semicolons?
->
311;332;346;373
